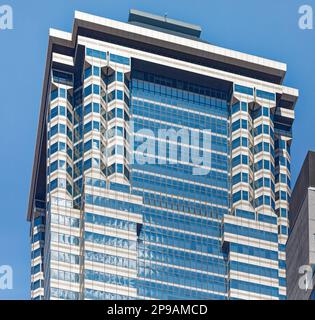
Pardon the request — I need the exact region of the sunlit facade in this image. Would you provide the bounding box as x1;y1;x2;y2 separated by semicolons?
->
28;10;298;300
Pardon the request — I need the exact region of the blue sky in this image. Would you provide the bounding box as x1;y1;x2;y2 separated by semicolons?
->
0;0;314;299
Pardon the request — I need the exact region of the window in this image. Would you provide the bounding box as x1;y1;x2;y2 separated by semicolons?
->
93;103;100;113
86;48;106;59
256;89;275;101
84;85;92;97
49;160;66;175
263;124;269;134
49;105;66;120
116;163;123;174
116;145;123;155
60;88;66;98
84;67;92;79
93;66;100;76
242;137;248;147
116;90;123;100
31;264;41;275
280;191;287;200
52;70;73;86
84;121;100;134
84;139;100;152
84;84;100;97
233;191;241;203
51;88;66;101
49;142;66;156
84;103;91;115
49;179;58;191
107;127;115;139
110;53;130;65
232;155;248;167
234;84;254;96
232;120;240;132
280;226;288;235
107;90;116;103
107;108;115;121
243;191;249;201
263;107;269;117
241;102;248;112
280;208;288;218
116;72;123;82
49;124;66;139
116;108;123;118
232;102;240;114
93;84;100;95
116;126;123;137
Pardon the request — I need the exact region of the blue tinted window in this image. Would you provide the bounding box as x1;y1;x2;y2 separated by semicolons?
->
116;90;123;100
93;103;100;113
93;66;100;76
234;84;254;96
116;108;123;118
116;72;123;82
116;126;123;137
232;103;240;114
263;107;269;117
110;53;130;65
59;88;66;98
256;89;275;101
84;103;92;115
51;90;58;101
93;85;100;95
280;208;287;218
117;163;123;173
84;85;92;97
241;102;247;111
86;48;106;59
84;67;92;79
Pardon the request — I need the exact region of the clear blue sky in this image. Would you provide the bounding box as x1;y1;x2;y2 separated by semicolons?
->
0;0;314;299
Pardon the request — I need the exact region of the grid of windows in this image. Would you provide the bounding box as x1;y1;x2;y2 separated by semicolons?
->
130;70;230;299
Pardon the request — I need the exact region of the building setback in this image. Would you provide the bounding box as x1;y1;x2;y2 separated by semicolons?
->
287;151;315;300
27;10;298;300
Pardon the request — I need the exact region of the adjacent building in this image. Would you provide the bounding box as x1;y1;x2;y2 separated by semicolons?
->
27;9;298;300
287;151;315;300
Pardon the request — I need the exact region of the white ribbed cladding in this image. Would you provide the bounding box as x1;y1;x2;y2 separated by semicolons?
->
231;93;255;212
275;137;291;239
81;47;136;299
252;97;276;216
47;74;74;202
44;66;77;300
230;90;278;216
274;134;292;297
105;58;131;186
30;206;45;300
82;56;107;182
225;88;283;301
83;49;131;186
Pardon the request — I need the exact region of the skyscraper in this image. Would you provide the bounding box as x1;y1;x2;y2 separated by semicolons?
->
27;9;298;300
287;151;315;300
